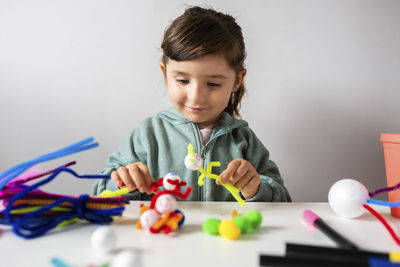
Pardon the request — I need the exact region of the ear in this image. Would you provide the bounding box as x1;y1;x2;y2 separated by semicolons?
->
160;62;167;79
233;69;247;92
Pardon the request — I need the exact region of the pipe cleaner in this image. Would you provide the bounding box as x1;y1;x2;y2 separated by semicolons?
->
137;172;192;235
0;137;98;190
184;143;245;206
0;137;129;239
328;178;400;246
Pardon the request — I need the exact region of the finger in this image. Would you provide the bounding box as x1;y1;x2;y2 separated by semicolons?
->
128;164;146;193
222;159;241;184
244;175;260;190
231;167;248;185
111;171;125;188
241;175;261;198
218;170;226;184
136;162;154;194
231;160;252;184
219;170;226;183
233;171;253;189
118;167;137;192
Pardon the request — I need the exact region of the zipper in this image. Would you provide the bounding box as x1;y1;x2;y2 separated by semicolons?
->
200;144;206;159
198;126;231;159
192;123;232;201
192;124;204;202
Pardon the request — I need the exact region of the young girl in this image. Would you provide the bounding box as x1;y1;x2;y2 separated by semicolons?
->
93;6;291;202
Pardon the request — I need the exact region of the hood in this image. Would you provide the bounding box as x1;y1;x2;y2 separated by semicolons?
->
157;106;248;132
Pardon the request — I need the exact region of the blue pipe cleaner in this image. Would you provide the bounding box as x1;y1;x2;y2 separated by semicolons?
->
51;258;73;267
367;199;400;208
368;257;400;267
2;167;126;239
0;137;98;190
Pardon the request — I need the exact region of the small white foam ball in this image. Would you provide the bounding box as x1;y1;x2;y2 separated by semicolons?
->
91;226;117;253
111;250;137;267
163;172;181;190
184;153;202;170
328;179;370;219
155;194;177;214
140;209;160;229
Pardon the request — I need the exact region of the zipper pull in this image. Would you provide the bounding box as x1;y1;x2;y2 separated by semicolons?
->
201;145;206;159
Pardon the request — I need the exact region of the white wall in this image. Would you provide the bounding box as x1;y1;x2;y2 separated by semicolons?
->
1;0;399;201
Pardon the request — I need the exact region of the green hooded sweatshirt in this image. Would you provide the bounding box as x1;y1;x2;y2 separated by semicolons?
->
92;107;291;202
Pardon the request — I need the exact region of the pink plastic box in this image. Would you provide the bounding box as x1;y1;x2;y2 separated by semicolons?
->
381;133;400;218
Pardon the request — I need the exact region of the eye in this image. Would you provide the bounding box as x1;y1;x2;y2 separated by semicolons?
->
176;79;189;85
207;82;221;87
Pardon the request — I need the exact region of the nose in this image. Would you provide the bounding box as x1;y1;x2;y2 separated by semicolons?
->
187;81;207;103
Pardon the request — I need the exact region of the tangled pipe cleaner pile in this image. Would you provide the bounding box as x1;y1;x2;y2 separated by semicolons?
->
0;137;128;239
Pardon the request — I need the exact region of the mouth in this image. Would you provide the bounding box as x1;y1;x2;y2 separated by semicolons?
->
186;106;207;112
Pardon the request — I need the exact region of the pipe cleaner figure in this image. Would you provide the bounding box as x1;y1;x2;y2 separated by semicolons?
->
184;143;245;207
137;172;192;234
328;178;400;247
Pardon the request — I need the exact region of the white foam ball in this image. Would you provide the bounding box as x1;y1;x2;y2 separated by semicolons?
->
163;172;181;190
184;154;202;171
91;226;117;253
111;250;137;267
155;194;177;213
328;179;370;219
140;209;160;229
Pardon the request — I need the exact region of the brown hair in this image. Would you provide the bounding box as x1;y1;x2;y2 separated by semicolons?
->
161;6;247;117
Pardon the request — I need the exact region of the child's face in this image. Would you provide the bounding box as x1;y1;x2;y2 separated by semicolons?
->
161;54;246;129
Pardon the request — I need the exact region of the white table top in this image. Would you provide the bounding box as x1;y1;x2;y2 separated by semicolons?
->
0;201;398;267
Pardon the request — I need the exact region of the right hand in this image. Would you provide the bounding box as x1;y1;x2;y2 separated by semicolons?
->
111;162;155;194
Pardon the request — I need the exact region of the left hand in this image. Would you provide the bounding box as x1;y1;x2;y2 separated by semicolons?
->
218;158;260;199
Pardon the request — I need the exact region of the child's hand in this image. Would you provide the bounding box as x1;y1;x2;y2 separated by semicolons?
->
111;162;155;194
218;159;260;199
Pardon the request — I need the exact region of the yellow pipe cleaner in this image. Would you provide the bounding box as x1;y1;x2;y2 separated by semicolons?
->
187;144;244;207
99;187;130;198
11;198;126;210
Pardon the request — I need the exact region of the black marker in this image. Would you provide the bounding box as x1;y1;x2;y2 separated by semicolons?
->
286;243;388;264
302;209;358;250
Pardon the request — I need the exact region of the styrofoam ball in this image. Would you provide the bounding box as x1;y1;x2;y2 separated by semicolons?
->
328;179;370;219
91;226;117;253
140;209;160;229
163;172;181;190
184;153;202;171
111;250;137;267
155;194;177;213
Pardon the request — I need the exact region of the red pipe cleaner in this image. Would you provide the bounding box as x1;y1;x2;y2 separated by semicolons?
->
363;204;400;246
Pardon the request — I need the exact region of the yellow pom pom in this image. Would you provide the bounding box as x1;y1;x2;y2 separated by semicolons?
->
219;220;241;240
